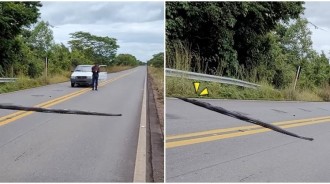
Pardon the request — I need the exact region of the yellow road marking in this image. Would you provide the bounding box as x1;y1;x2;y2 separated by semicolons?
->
0;89;88;124
0;89;88;122
0;70;136;127
167;116;330;140
166;116;330;149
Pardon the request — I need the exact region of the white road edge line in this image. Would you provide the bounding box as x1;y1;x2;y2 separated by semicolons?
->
133;74;147;182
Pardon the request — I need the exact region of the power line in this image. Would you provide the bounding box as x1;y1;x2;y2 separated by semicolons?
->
308;21;327;31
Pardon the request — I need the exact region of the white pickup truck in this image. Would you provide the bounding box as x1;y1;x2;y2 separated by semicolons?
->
70;65;107;87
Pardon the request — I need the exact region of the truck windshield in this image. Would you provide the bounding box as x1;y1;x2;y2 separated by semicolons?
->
74;66;92;72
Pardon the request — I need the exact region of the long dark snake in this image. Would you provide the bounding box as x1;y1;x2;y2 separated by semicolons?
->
177;97;313;141
0;104;121;116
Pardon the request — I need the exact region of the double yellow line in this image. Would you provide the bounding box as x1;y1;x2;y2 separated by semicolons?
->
166;116;330;148
0;70;135;127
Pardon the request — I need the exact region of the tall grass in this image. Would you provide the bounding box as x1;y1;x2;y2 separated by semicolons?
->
167;40;243;77
166;77;283;100
107;65;136;73
166;41;193;71
167;76;329;102
148;66;164;131
317;84;330;101
0;72;70;94
148;66;164;104
166;40;330;102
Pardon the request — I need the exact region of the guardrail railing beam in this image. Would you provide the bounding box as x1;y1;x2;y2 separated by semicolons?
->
166;68;260;89
0;78;17;83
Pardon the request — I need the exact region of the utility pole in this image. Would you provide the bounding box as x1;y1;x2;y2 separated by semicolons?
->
293;66;301;91
45;57;48;78
11;65;13;78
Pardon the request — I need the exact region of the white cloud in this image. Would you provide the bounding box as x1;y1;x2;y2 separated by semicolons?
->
39;1;164;62
303;2;330;56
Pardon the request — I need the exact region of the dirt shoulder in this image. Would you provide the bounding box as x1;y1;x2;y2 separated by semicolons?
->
146;67;164;182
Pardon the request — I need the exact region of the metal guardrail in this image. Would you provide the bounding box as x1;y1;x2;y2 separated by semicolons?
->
0;78;17;83
166;68;260;89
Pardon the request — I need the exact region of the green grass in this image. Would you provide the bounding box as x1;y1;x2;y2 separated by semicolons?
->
166;77;329;102
0;72;70;94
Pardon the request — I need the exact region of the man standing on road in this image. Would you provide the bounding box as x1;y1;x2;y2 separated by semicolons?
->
91;63;100;90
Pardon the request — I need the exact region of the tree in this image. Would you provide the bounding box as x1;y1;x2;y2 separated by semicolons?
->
0;2;41;76
311;52;330;86
68;31;119;65
272;17;330;89
113;54;139;66
27;20;55;57
48;43;71;73
148;52;164;68
166;2;304;79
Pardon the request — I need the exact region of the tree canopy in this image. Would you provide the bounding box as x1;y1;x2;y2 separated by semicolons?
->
113;54;140;66
148;52;164;68
166;2;305;77
0;2;42;76
68;31;119;65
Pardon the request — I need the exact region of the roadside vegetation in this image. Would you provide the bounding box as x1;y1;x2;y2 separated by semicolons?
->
0;2;150;94
0;73;69;94
148;67;164;103
148;53;164;103
166;2;330;101
167;77;330;101
147;53;164;129
106;65;136;73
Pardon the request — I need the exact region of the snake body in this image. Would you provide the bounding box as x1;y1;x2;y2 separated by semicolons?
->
0;104;122;116
177;97;313;141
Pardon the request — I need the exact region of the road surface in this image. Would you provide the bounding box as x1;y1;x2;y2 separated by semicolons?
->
166;98;330;182
0;66;146;182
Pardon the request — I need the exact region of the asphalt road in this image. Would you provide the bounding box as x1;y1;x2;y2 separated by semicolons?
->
166;98;330;182
0;66;146;182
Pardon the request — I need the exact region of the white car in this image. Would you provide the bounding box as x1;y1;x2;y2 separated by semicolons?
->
70;65;107;87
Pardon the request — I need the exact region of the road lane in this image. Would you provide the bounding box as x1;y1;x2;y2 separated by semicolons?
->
166;98;330;182
167;116;330;148
0;66;146;182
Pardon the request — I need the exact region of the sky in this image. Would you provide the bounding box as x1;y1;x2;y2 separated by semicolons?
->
39;1;164;62
303;1;330;56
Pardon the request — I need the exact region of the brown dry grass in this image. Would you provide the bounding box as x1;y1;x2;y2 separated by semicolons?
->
107;65;136;73
148;66;164;130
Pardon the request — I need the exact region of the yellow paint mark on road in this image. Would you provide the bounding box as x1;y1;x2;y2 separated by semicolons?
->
166;116;330;149
0;70;136;127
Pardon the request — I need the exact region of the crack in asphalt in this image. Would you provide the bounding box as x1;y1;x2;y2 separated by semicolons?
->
298;108;311;112
0;118;54;150
239;173;255;182
271;109;288;114
167;140;299;180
